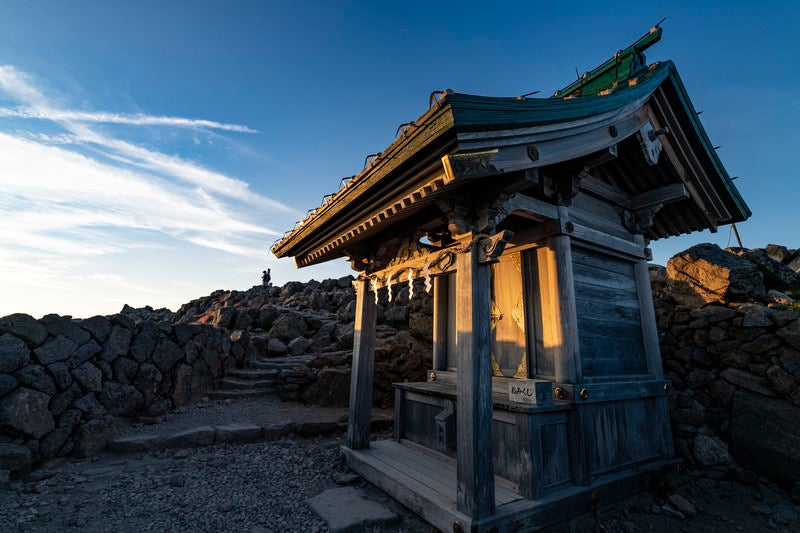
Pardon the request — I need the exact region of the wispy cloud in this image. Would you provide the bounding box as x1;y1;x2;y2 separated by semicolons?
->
0;63;296;317
0;106;258;132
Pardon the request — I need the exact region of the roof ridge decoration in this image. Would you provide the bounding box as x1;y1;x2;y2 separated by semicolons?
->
272;24;750;266
552;22;664;99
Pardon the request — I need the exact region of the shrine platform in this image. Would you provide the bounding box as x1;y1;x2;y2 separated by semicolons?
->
342;438;677;532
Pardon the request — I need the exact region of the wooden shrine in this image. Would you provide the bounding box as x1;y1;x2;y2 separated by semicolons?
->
272;27;750;532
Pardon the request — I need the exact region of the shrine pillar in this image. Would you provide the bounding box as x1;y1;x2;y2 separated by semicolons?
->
455;234;496;520
347;277;377;450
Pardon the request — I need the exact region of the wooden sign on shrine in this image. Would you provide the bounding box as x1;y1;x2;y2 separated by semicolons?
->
272;26;749;532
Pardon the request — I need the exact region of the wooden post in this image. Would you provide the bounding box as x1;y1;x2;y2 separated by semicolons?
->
537;234;580;383
455;236;495;519
347;277;377;450
432;275;449;371
633;234;663;378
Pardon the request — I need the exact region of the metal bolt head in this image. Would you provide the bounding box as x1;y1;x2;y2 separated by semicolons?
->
554;386;566;401
579;388;589;401
428;371;437;382
663;383;671;393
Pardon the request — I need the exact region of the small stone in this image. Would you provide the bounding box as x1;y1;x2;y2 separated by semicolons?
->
173;449;191;459
308;486;399;532
750;503;772;515
217;502;233;513
332;472;361;485
660;504;685;519
169;474;186;487
693;435;731;467
668;494;697;517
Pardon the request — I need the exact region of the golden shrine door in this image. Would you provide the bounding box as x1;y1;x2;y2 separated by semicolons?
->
490;252;527;378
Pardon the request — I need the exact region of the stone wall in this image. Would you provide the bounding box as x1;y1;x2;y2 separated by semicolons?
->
656;242;800;482
0;312;252;475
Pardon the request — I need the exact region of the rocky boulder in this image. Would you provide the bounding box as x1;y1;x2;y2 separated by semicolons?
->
730;248;800;293
729;390;800;480
0;387;54;438
301;368;351;407
0;334;30;373
666;243;765;305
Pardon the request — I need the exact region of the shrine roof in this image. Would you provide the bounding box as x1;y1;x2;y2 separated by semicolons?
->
272;33;750;268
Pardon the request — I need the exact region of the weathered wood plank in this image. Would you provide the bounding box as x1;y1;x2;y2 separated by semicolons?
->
343;443;472;533
573;263;637;292
575;296;641;320
540;421;571;488
572;247;636;276
538;233;581;383
347;278;377;450
633;234;664;378
455;239;496;519
446;274;458;370
432;275;449;371
567;222;644;259
523;250;553;378
570;194;631;240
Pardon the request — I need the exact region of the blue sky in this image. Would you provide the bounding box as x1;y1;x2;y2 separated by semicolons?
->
0;1;797;318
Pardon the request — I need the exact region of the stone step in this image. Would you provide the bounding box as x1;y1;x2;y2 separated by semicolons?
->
227;368;280;379
217;377;277;390
207;389;275;400
106;416;393;454
249;355;315;370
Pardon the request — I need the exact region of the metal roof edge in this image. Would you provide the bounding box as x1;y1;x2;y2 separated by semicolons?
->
271;99;456;259
661;61;752;221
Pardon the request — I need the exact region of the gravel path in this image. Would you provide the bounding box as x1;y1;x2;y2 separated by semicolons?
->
0;431;430;533
3;395;800;532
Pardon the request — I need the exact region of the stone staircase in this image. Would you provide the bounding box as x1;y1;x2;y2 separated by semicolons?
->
207;354;317;400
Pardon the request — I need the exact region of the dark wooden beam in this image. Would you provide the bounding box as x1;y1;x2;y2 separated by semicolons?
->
630;183;688;211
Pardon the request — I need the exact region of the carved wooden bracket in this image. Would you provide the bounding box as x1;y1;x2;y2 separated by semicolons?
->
638;122;664;166
545;171;585;206
474;230;514;264
475;193;511;234
442;149;500;182
619;205;662;234
619;183;689;234
436;197;472;236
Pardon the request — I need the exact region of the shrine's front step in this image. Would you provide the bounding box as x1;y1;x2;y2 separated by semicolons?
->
207;388;275;400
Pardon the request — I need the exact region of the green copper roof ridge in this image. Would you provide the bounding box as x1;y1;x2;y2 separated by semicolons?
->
553;25;663;99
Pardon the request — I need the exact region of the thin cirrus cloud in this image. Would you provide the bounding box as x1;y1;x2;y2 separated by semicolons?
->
0;63;291;304
0;106;258;133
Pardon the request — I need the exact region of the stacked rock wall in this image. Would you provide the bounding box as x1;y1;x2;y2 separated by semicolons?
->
658;243;800;482
0;312;252;474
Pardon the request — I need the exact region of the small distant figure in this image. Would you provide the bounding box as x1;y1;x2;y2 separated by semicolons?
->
262;268;271;288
